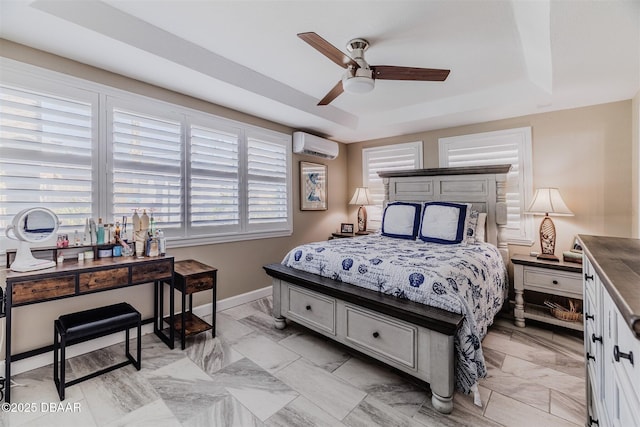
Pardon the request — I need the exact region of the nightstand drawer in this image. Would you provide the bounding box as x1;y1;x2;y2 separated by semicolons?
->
523;267;582;296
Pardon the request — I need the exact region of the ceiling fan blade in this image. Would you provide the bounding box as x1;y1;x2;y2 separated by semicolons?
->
318;81;344;105
372;66;450;81
298;32;358;69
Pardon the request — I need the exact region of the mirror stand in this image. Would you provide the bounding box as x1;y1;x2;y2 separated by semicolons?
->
11;240;56;272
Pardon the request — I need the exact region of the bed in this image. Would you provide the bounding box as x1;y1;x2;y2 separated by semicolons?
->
263;164;511;414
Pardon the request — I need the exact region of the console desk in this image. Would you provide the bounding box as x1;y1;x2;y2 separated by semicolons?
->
1;255;175;403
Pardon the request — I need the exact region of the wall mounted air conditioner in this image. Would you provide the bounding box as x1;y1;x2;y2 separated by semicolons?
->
292;131;339;160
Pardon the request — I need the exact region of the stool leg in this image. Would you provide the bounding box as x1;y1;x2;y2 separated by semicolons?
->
53;322;59;392
59;333;66;401
125;327;130;357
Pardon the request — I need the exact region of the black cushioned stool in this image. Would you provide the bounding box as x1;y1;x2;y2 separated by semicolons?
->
53;302;141;400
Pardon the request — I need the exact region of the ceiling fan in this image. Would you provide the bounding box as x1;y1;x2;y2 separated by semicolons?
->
298;32;450;106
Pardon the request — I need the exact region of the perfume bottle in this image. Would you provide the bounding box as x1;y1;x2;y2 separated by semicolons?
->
96;217;105;245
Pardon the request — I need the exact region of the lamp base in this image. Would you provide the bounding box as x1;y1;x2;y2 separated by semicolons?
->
357;205;368;233
538;215;558;262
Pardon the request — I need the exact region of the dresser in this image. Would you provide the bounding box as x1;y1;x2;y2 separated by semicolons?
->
578;235;640;427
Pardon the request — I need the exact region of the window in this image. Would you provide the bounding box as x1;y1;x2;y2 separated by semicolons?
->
438;127;534;245
362;142;423;230
0;83;98;253
0;59;292;253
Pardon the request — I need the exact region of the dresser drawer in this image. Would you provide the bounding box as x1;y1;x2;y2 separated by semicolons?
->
286;286;336;335
79;267;129;292
12;275;76;304
615;310;640;404
344;305;416;368
523;267;582;297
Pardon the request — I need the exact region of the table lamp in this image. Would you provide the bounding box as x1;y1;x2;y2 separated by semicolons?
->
349;187;373;234
525;188;573;261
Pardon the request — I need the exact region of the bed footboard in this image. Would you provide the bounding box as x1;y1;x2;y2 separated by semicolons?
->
265;263;462;414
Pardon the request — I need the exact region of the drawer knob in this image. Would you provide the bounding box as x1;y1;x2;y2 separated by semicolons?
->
589;415;599;426
585;274;594;281
305;305;311;311
372;332;380;338
591;334;602;344
613;345;634;366
585;313;595;321
552;280;558;285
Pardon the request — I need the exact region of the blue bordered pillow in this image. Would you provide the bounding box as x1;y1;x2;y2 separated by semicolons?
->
381;202;422;240
419;202;468;244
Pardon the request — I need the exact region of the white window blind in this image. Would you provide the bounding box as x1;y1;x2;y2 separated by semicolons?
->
362;141;423;229
0;84;95;251
189;123;239;230
111;107;183;232
439;127;534;245
1;59;292;249
247;135;289;227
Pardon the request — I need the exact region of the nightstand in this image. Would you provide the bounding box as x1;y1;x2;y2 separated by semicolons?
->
170;259;217;350
511;254;583;331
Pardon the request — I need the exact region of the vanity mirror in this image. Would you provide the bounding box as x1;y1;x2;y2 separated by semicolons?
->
5;207;60;272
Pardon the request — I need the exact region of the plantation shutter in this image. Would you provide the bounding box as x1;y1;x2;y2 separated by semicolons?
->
189;123;239;230
246;135;288;227
111;107;183;232
439;127;533;244
362;142;423;230
0;84;95;248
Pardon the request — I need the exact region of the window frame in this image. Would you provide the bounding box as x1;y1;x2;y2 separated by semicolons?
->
0;58;292;253
438;127;534;245
361;141;423;230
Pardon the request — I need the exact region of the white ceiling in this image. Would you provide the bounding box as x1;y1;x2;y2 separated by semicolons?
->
1;0;639;143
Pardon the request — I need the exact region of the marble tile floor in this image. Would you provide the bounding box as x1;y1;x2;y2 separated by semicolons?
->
1;297;586;427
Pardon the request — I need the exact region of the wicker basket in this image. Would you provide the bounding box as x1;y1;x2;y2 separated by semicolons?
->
545;298;582;322
550;308;582;322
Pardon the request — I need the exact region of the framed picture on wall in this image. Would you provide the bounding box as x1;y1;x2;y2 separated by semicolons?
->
300;161;327;211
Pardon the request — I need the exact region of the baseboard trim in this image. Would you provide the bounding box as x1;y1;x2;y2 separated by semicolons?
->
9;285;272;376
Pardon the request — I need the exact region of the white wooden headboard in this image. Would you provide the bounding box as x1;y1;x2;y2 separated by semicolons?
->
379;164;511;264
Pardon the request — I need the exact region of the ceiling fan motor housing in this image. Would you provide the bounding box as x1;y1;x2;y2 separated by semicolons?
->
343;38;374;93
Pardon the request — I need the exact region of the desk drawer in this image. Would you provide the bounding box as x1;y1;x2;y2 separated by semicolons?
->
524;267;582;296
12;275;75;304
79;267;129;292
345;305;416;368
132;259;172;283
286;286;336;335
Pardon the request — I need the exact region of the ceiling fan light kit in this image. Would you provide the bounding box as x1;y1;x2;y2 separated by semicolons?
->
297;32;450;105
342;70;375;93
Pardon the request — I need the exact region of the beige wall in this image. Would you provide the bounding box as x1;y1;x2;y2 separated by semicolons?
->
347;101;634;257
1;40;349;353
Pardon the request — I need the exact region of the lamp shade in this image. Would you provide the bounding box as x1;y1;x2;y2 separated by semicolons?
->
349;187;373;205
526;188;573;216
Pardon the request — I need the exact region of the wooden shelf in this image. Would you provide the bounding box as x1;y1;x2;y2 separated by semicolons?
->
524;303;584;331
165;312;212;336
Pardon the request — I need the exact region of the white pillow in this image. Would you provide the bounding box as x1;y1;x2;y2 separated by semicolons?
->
381;202;421;240
465;210;479;244
475;212;487;242
419;202;468;244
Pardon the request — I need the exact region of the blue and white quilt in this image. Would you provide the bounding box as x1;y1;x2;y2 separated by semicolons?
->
282;234;507;395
